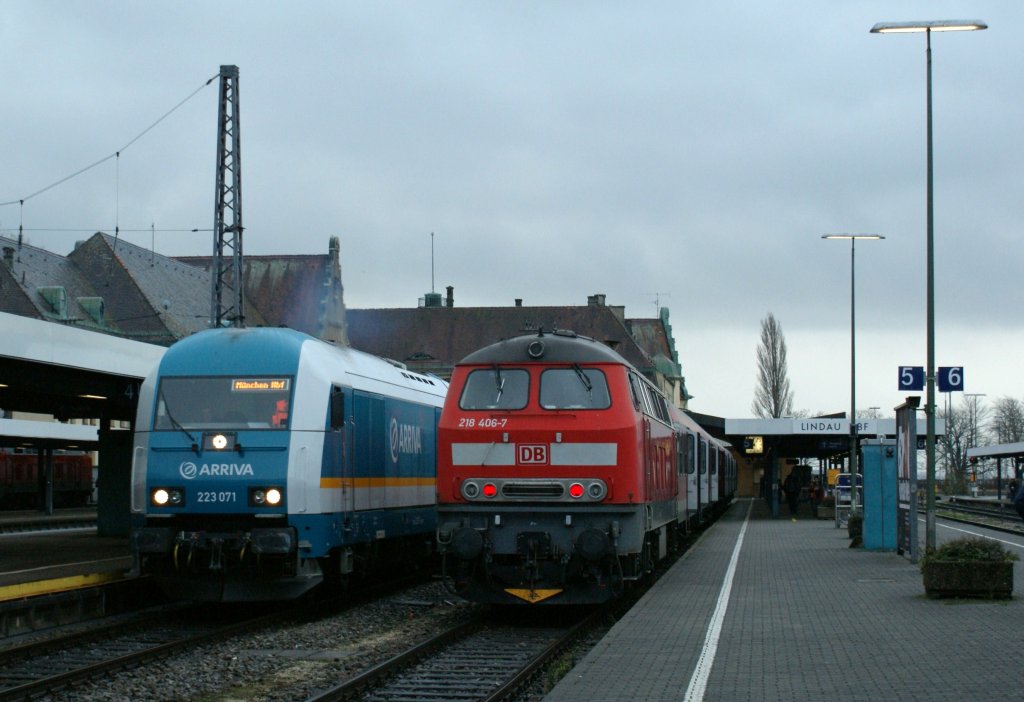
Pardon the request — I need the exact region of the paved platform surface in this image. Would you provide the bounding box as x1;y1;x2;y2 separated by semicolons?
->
545;498;1024;702
0;528;131;592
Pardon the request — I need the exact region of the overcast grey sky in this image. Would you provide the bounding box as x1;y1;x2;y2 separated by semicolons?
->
2;2;1021;419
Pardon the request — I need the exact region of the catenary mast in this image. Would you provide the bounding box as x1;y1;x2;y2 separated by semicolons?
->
210;65;244;328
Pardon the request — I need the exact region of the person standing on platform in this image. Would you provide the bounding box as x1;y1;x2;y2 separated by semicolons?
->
783;470;800;520
1013;479;1024;524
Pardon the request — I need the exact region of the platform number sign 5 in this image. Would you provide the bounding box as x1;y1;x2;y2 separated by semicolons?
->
938;366;964;393
898;366;924;391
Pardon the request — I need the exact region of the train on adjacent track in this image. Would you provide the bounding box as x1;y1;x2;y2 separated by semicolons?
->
435;329;734;605
0;449;93;509
130;327;447;601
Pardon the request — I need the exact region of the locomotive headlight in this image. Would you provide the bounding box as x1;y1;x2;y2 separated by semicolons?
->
461;481;480;499
587;481;607;500
151;487;184;507
203;431;238;451
249;486;284;507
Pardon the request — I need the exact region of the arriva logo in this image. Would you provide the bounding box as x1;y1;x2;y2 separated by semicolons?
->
179;461;254;480
389;417;422;463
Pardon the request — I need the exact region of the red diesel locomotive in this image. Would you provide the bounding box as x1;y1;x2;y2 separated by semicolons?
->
436;329;727;605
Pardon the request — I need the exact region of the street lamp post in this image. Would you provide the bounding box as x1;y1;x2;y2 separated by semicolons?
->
823;234;884;514
870;19;987;552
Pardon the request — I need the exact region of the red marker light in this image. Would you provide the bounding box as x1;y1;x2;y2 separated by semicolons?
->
569;482;585;499
482;483;498;498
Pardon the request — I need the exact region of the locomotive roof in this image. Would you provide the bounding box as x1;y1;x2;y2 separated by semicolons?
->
459;329;634;367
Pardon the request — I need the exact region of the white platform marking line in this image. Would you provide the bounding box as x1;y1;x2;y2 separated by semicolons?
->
682;500;752;702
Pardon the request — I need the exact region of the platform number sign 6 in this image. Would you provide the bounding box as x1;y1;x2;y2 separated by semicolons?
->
898;366;924;391
938;366;964;393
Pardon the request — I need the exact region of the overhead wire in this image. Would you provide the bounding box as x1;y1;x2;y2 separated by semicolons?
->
0;73;218;209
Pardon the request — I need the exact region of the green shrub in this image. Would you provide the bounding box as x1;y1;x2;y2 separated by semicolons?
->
920;537;1018;569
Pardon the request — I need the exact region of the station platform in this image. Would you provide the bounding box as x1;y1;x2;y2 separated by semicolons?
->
0;526;132;601
545;498;1024;702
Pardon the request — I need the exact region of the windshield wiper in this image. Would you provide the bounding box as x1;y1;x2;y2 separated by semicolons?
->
572;364;593;394
493;364;506;404
162;399;197;445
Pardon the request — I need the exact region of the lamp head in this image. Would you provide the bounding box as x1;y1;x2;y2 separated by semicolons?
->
870;20;987;34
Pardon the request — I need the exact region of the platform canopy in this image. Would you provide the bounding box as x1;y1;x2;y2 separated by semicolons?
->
724;416;942;460
966;442;1024;460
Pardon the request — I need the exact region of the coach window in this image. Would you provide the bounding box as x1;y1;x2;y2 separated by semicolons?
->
460;368;529;410
686;434;696;474
698;437;707;475
540;367;611;410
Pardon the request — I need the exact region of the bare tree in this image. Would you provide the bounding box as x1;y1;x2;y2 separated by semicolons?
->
940;395;991;493
752;312;793;418
962;394;990;449
938;405;970;494
991;396;1024;444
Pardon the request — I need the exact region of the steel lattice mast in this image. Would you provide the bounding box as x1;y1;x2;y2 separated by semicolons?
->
210;65;244;328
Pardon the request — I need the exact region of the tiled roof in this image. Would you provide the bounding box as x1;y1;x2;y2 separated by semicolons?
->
177;236;347;342
178;254;333;338
347;303;654;378
0;235;112;330
0;236;680;399
66;234;206;343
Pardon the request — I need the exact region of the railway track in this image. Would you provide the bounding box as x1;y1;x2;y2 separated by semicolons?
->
0;603;286;701
935;499;1024;534
306;608;605;702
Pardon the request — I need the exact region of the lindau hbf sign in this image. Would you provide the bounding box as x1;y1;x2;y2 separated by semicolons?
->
794;419;846;434
725;417;941;438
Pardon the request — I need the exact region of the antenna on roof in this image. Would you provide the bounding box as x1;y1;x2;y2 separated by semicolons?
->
647;292;670;315
431;232;435;293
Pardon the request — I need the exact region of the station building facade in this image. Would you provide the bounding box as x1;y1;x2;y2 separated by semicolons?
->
1;231;689;415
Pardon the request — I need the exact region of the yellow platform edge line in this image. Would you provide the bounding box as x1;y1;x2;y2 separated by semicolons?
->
0;570;126;603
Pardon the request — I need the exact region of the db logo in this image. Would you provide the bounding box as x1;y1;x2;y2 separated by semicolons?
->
517;444;548;465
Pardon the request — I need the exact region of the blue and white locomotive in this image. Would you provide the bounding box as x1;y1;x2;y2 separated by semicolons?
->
130;327;447;601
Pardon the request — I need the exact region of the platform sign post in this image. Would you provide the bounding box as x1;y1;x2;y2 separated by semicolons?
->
896;396;920;562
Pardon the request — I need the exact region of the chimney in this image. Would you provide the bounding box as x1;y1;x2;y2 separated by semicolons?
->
515;298;522;307
587;294;606;307
2;246;14;268
446;285;454;308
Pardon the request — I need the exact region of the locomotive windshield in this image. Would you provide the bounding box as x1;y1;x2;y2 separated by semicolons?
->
154;376;293;431
459;368;529;410
540;367;610;409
